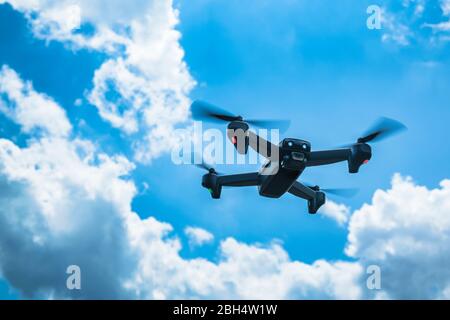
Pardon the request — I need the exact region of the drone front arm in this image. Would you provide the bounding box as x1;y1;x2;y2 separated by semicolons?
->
306;145;372;173
306;149;351;167
217;172;261;187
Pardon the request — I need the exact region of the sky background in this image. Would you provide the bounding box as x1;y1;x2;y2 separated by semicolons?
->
1;0;450;299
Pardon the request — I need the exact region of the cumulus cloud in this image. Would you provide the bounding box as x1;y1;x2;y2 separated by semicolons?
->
319;200;351;226
0;0;195;162
184;226;214;248
0;65;71;137
347;174;450;299
0;64;138;298
0;137;138;298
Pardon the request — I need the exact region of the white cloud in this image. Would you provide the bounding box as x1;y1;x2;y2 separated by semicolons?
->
441;0;450;16
425;21;450;32
88;58;146;134
347;174;450;299
127;236;363;299
0;0;195;162
0;135;138;298
381;9;413;46
319;200;351;226
0;65;72;137
184;226;214;248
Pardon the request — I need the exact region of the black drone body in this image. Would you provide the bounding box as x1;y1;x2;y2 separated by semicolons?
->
192;100;406;214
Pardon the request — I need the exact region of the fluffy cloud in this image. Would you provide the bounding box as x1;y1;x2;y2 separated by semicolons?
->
319;200;351;226
184;226;214;248
0;137;138;298
126;235;362;299
0;65;71;137
0;0;195;162
347;174;450;299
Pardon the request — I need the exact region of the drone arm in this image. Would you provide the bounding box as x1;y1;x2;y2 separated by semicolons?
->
247;131;280;160
288;181;316;200
217;172;260;187
306;149;351;167
288;181;326;214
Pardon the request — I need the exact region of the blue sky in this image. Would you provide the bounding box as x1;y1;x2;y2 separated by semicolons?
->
1;0;450;299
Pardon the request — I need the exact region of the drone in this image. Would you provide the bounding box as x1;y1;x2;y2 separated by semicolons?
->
191;100;406;214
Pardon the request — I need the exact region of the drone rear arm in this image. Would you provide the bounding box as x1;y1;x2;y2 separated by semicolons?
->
288;181;316;199
288;181;326;214
306;149;351;167
217;172;260;187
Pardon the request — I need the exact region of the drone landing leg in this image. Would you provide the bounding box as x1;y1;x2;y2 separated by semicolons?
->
288;181;326;214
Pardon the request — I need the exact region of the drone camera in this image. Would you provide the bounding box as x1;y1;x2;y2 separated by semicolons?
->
280;139;310;171
282;139;311;152
291;152;306;161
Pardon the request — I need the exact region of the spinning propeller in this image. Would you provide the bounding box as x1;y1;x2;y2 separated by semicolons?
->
304;183;359;198
191;100;291;133
195;161;219;175
190;153;220;175
342;117;407;147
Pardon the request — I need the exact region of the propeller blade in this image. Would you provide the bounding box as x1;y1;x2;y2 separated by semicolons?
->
190;152;220;174
191;100;291;132
191;100;240;123
358;117;407;144
320;188;359;198
302;181;359;198
246;119;291;133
